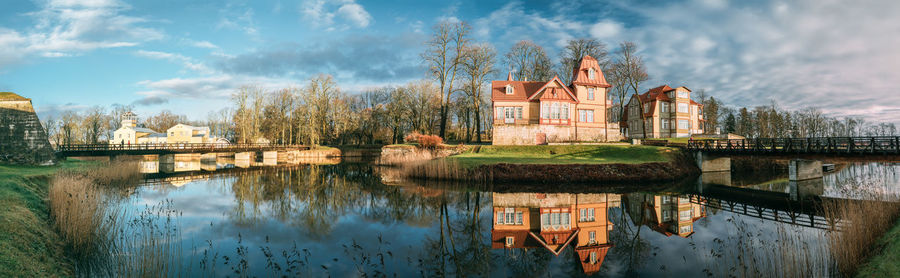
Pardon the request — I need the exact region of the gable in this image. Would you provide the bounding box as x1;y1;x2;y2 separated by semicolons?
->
528;77;577;102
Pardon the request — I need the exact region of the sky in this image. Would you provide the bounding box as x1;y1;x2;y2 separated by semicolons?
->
1;0;899;124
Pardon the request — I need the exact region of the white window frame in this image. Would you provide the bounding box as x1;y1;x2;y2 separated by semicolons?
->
678;120;690;130
680;225;692;234
588;88;594;100
505;85;514;95
515;107;523;119
677;91;688;98
541;103;550;119
561;103;569;120
505;236;514;246
679;210;692;221
589;68;595;80
589;231;596;244
661;102;669;113
590;252;597;264
677;103;689;113
662;119;670;130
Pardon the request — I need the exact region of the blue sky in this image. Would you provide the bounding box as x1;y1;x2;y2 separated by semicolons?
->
1;0;899;124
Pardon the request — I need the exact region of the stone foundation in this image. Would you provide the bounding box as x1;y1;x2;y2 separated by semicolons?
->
0;94;54;164
492;124;622;145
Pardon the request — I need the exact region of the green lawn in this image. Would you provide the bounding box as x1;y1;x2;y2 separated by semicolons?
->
0;159;95;277
856;219;900;277
445;145;678;168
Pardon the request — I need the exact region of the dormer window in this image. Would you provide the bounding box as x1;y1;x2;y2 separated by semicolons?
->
505;236;514;247
588;68;596;80
505;85;514;95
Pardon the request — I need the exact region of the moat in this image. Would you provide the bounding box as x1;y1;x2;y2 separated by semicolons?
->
74;158;900;277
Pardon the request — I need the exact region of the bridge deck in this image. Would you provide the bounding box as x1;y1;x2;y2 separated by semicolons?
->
688;136;900;156
56;143;309;156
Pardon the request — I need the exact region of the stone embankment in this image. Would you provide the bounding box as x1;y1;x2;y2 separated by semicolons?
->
377;144;467;166
0;92;54;165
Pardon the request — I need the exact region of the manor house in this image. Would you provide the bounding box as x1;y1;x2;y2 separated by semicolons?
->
491;55;621;145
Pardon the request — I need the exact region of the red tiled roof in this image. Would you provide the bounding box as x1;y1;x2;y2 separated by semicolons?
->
576;244;613;275
491;230;540;249
570;55;611;88
491;80;546;102
529;76;577;102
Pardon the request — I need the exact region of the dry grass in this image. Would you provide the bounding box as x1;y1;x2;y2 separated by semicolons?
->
822;191;900;276
48;160;141;256
400;159;492;182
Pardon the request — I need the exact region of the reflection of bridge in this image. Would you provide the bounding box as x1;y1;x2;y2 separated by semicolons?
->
141;164;305;186
684;180;884;230
688;137;900;156
56;143;308;157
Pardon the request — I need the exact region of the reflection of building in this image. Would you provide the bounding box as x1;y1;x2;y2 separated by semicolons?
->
110;112;219;144
491;193;619;275
622;85;704;138
625;194;706;237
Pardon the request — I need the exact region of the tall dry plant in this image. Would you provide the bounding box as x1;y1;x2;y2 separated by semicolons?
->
822;185;900;276
49;173;108;253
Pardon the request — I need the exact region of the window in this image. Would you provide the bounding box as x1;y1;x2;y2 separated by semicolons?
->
588;88;594;100
680;225;692;234
541;103;550;119
677;103;689;113
505;107;515;123
505;236;515;247
578;109;594;123
551;103;560;119
542;213;550;227
678;120;690;129
662;119;670;130
678;197;689;204
515;107;523;119
496;212;503;224
643;103;650;112
589;231;596;244
580;208;587;221
590;252;598;264
679;210;692;221
677;91;688;98
661;102;669;113
505;85;514;95
663;210;671;221
516;212;523;225
588;208;594;221
589;68;595;80
561;104;569;119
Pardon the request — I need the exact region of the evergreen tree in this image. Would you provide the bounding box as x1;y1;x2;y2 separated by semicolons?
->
724;113;737;134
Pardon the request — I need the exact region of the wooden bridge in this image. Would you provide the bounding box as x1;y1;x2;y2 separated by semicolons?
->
56;143;309;157
687;136;900;156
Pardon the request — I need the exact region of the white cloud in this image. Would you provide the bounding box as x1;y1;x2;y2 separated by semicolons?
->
134;50;212;74
190;40;218;49
600;0;900;124
589;20;623;39
0;0;161;70
300;0;373;30
336;3;372;27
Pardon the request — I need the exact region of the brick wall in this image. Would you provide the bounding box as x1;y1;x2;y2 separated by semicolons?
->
0;100;55;164
492;124;622;145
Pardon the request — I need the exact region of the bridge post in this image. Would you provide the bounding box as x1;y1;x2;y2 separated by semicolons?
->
262;151;277;166
235;152;253;168
788;178;825;201
695;151;731;172
789;159;823;181
201;153;217;162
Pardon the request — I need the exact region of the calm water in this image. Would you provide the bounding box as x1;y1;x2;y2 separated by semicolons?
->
84;158;900;277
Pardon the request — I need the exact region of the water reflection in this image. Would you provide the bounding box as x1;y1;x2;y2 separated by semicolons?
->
87;160;900;277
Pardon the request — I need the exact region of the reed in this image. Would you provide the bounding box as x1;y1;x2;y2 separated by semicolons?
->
821;181;900;276
400;159;492;182
48;173;108;254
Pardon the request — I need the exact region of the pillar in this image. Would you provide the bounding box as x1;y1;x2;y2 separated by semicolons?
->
695;152;731;172
263;151;277;166
789;159;823;181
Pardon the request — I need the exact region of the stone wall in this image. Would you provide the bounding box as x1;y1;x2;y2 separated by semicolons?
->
0;96;55;164
493;124;622;145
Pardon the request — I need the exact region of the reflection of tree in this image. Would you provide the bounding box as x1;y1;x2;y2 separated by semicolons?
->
418;192;494;277
498;248;552;277
610;193;654;275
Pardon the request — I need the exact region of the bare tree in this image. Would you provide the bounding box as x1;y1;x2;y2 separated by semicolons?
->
82;106;105;143
422;20;470;138
461;43;496;143
558;38;608;84
504;41;553;82
616;42;650;138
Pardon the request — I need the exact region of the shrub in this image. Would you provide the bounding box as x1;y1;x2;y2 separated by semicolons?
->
403;132;443;149
418;135;443;149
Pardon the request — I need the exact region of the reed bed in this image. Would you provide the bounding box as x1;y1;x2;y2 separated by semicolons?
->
400;159;492;182
821;178;900;276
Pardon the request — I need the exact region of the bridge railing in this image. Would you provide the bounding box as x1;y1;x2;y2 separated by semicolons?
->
57;143;304;152
687;136;900;154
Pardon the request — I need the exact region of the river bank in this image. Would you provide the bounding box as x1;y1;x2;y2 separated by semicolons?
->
0;161;94;276
384;144;699;183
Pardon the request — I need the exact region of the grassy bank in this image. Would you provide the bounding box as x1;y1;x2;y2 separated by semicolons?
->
0;160;95;277
855;220;900;277
446;145;677;168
